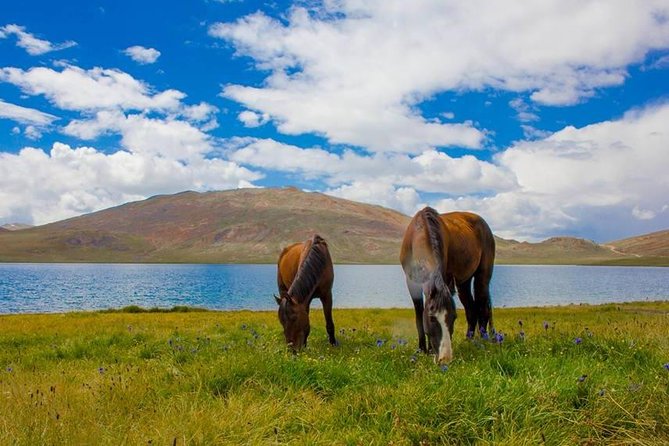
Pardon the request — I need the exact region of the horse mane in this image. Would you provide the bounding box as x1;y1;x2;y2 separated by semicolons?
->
419;207;452;311
288;234;329;302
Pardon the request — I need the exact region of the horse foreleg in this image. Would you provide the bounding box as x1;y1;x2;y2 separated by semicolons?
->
407;279;427;353
321;290;338;346
473;271;494;338
456;277;477;339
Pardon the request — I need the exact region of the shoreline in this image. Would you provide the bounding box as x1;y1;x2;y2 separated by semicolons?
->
2;299;668;317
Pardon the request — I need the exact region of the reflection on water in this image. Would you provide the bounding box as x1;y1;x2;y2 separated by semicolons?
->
0;263;668;313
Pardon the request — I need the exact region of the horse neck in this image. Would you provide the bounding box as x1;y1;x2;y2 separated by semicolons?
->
288;241;327;303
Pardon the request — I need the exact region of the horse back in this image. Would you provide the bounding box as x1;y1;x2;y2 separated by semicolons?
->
441;212;495;281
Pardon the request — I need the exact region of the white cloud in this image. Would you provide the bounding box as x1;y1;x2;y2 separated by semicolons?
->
24;125;42;140
210;1;669;152
632;206;656;220
326;182;422;216
230;102;669;241
123;45;161;64
0;66;184;112
0;99;57;126
509;98;539;123
238;110;269;128
0;24;76;55
436;102;669;240
64;111;217;161
0;142;262;225
229;138;517;194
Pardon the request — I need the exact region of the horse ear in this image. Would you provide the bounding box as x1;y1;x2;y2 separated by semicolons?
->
274;294;281;305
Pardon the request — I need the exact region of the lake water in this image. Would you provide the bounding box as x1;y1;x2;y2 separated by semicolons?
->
0;263;668;314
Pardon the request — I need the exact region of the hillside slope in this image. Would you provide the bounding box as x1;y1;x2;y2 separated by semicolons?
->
604;229;669;257
0;188;666;265
0;188;410;263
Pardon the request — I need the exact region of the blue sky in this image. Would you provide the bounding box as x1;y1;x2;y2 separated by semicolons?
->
1;0;668;242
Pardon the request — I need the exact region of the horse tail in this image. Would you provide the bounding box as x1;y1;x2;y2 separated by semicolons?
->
288;234;329;302
420;206;445;270
419;207;452;309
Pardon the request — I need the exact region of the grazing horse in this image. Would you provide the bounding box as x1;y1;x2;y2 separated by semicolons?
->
275;234;337;351
400;207;495;364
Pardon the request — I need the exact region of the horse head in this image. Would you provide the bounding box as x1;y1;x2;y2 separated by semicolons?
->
274;294;311;351
422;273;456;364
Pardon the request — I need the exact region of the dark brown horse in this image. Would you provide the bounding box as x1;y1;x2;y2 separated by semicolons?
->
400;207;495;364
275;234;337;351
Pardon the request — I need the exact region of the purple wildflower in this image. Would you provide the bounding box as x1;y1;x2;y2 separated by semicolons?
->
494;332;504;343
543;321;549;331
376;339;384;347
6;367;12;373
391;344;397;350
98;367;105;374
663;363;669;371
466;330;474;339
519;330;525;340
574;337;583;345
440;364;449;372
577;374;587;383
398;338;408;346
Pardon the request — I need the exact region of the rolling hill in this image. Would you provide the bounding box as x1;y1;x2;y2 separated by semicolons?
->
605;230;669;257
0;188;409;263
0;187;666;265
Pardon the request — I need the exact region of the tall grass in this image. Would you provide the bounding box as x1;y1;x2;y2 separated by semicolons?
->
1;302;668;445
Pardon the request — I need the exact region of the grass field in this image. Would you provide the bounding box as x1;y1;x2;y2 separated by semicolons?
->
1;302;668;445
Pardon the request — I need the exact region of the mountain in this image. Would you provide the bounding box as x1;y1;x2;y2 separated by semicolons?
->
494;236;622;265
0;188;409;263
0;223;33;231
0;188;666;265
604;230;669;258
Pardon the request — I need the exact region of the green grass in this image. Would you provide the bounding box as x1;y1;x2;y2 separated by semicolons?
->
1;302;668;445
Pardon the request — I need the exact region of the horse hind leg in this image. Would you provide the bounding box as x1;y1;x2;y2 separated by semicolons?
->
320;289;338;346
406;278;428;353
456;277;477;339
473;269;494;338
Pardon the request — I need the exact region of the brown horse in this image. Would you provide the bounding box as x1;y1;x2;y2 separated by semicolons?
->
400;207;495;364
275;234;337;351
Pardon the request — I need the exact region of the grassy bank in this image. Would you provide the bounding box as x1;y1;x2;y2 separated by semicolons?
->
1;303;668;445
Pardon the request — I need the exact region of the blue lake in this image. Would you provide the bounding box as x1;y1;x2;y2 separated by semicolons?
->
0;263;668;314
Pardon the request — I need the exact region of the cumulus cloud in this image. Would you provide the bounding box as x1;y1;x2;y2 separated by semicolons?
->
0;142;262;225
0;99;57;126
210;1;669;152
229;138;517;196
0;66;184;112
23;125;42;140
436;102;669;241
0;63;259;225
123;45;161;64
326;181;422;216
238;110;269;128
0;24;76;55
